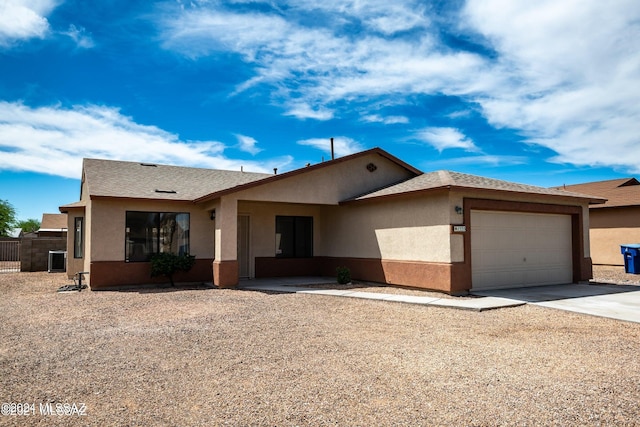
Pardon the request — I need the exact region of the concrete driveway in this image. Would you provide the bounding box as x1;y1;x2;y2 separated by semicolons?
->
472;283;640;323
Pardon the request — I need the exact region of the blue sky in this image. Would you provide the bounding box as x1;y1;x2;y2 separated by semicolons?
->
1;0;639;221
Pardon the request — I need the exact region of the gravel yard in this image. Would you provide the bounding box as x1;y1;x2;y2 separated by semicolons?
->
1;267;640;426
592;264;640;285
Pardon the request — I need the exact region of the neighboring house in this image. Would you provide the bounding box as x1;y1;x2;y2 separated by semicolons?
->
38;213;68;238
554;178;640;266
59;148;603;293
7;228;22;239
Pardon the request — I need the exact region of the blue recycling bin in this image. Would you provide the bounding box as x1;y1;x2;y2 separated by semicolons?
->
620;244;640;274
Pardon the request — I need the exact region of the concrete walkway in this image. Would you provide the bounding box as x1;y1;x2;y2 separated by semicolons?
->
238;277;525;312
239;278;640;323
473;283;640;324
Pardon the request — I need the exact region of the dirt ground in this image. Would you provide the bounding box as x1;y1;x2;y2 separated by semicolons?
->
1;267;639;426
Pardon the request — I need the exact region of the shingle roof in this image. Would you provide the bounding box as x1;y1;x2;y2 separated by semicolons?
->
59;200;86;213
348;170;605;203
74;155;606;207
553;178;640;208
40;213;67;230
83;159;272;201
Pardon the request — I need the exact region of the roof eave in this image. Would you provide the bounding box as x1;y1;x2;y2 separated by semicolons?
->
90;195;197;204
591;202;640;209
341;185;606;205
59;201;87;213
340;186;450;205
451;186;607;204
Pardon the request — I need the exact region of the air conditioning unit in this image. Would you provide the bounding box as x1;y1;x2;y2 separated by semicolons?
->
48;250;67;273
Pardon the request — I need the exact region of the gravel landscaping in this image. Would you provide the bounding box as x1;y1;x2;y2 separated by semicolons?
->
592;264;640;285
1;267;640;426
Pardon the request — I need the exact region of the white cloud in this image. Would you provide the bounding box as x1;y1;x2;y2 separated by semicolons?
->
0;0;56;46
426;154;528;169
285;0;430;35
284;104;334;121
461;0;640;171
0;102;291;178
415;127;478;152
157;2;488;119
297;136;364;157
234;133;262;155
159;8;291;59
157;1;640;173
362;114;409;125
61;24;95;49
446;110;472;120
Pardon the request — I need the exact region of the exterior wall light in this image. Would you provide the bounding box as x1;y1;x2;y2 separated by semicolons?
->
455;206;463;214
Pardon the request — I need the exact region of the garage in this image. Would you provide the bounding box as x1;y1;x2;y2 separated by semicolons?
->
471;210;573;290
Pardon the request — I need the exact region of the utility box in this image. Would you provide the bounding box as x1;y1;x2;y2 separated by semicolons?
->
48;250;67;273
620;244;640;274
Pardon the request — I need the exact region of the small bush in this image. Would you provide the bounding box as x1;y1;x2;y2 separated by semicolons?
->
336;266;351;285
150;252;196;286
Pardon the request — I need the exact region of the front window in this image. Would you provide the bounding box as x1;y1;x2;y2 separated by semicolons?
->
275;216;313;258
125;212;190;262
74;217;84;258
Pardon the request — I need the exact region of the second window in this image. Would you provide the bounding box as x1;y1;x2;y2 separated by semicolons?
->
275;216;313;258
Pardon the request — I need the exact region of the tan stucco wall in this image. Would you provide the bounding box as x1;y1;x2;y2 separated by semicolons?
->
231;152;415;205
589;207;640;265
319;193;454;262
82;181;93;274
213;197;236;261
64;178;90;276
591;228;640;265
89;198;213;262
65;209;86;277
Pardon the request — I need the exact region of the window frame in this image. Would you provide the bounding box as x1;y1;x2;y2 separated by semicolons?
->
125;211;190;262
275;215;313;258
73;217;84;259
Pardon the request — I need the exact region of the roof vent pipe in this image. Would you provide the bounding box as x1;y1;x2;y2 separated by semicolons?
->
330;137;335;160
274;168;278;175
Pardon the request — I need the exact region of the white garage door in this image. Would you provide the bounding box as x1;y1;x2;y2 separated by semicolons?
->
471;210;573;290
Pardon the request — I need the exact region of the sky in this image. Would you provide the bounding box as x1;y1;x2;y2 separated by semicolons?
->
1;0;639;221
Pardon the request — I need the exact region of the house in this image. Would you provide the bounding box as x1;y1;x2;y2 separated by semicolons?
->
554;178;640;266
59;148;604;293
37;213;68;238
7;228;22;239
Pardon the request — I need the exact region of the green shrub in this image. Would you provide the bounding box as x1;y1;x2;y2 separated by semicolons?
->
150;252;196;286
336;266;351;284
